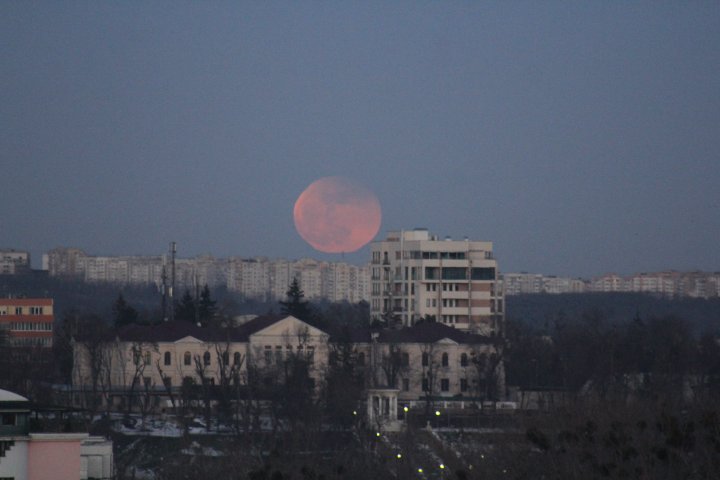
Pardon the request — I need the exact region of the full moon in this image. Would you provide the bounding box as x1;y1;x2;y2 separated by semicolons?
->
294;177;382;253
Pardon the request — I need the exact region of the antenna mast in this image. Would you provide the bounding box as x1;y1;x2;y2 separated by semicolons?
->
169;241;176;322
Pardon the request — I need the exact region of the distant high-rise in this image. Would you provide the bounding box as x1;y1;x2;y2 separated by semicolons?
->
370;229;504;335
44;247;369;303
0;249;30;275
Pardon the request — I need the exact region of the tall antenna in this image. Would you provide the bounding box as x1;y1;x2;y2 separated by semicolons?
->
194;270;200;327
161;264;168;322
169;241;176;322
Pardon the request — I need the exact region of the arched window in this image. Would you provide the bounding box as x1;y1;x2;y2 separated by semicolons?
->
222;351;229;366
144;351;151;365
422;352;429;367
233;352;241;365
460;353;468;367
203;351;211;366
164;351;172;366
184;352;191;366
442;352;449;367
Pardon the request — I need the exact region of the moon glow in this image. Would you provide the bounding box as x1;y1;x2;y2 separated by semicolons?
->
293;177;382;253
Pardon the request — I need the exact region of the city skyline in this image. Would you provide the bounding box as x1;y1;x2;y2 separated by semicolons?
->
2;3;719;278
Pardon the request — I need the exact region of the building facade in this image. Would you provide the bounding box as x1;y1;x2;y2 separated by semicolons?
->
589;271;720;298
45;248;369;303
0;389;113;480
0;298;54;347
71;316;504;418
370;229;504;335
0;249;30;275
502;272;587;295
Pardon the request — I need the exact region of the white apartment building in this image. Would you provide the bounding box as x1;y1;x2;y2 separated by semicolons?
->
370;229;504;335
589;271;720;298
502;273;545;295
44;248;370;304
0;249;30;275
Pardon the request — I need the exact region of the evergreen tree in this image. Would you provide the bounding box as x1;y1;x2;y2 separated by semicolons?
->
175;290;197;323
113;293;139;329
279;278;312;320
198;284;217;326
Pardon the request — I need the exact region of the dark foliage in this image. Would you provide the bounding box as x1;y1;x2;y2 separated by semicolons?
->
278;278;312;321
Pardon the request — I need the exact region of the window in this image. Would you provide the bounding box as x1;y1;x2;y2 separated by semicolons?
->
15;307;22;315
442;267;466;280
403;378;409;391
442;353;449;367
441;379;449;392
401;352;409;367
203;351;211;366
275;346;283;364
184;352;191;366
460;379;468;392
30;306;43;315
164;351;172;366
471;267;495;280
222;351;230;366
422;352;429;367
460;353;468;367
144;351;151;365
233;352;241;365
422;378;429;392
264;346;272;364
1;413;17;425
425;267;438;280
307;346;315;364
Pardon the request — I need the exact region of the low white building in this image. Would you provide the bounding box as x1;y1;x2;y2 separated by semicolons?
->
0;389;113;480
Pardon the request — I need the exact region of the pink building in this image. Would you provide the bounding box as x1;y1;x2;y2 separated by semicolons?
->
0;389;113;480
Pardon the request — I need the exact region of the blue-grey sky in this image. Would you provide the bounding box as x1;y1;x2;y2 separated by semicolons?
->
2;2;719;278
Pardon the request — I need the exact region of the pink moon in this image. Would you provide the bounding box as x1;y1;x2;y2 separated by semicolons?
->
293;177;382;253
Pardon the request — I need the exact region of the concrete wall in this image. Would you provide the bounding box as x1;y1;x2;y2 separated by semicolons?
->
27;433;87;480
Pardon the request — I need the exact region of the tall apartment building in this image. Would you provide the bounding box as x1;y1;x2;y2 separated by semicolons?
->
0;298;54;347
45;248;370;303
502;272;587;295
370;229;504;335
0;249;30;275
590;271;720;298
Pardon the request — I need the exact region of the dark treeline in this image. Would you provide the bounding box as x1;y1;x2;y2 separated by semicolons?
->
507;292;720;335
506;312;720;397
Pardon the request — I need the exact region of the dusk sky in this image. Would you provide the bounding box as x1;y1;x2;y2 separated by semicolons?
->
2;2;718;278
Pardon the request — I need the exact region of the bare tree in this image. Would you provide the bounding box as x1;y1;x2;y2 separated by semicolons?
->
419;343;438;415
470;344;504;401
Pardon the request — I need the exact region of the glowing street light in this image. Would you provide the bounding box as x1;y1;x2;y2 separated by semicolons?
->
435;410;441;416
